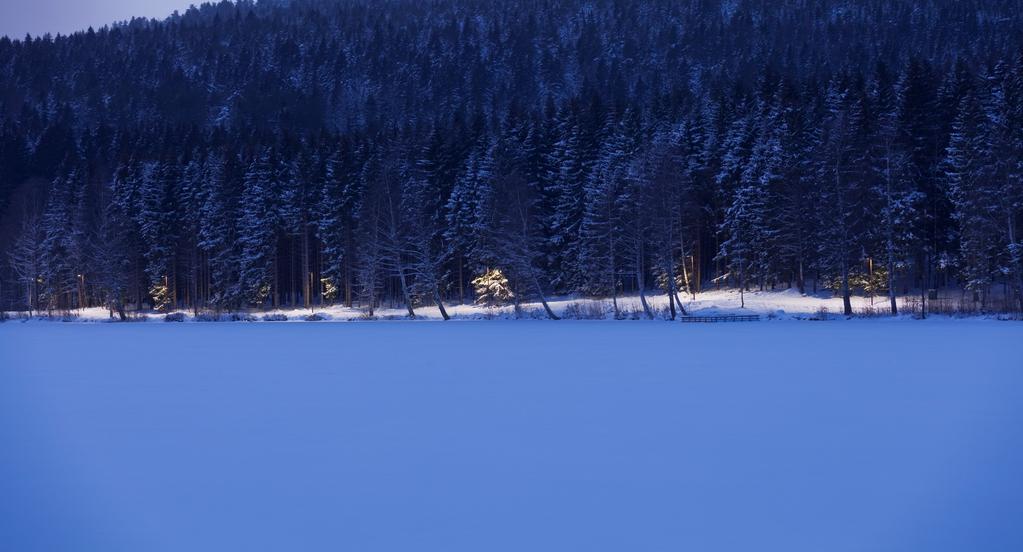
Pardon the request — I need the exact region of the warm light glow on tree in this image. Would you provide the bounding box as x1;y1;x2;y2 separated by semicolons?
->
472;269;514;307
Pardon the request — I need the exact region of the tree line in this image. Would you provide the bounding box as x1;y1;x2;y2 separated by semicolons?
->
1;0;1021;317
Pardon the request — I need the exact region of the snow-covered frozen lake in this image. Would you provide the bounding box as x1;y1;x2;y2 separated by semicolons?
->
2;320;1022;551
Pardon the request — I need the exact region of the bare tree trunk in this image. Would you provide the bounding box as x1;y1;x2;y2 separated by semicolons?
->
887;257;897;316
680;241;692;300
344;260;352;308
797;258;806;295
302;225;311;309
312;241;320;307
512;287;523;318
171;260;178;311
269;248;278;310
667;286;677;320
531;272;560;320
919;284;927;319
637;258;653;319
694;236;702;296
608;199;620;317
664;257;680;319
739;268;745;309
841;262;852;316
609;229;619;317
635;218;654;319
1009;211;1023;313
611;275;619;317
667;244;688;317
458;254;465;305
115;296;126;321
673;290;688;315
191;247;200;315
396;265;416;318
433;286;450;320
78;273;85;310
884;153;899;316
204;252;211;310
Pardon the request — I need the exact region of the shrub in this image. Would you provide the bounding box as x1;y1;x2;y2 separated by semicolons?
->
562;302;609;320
614;305;644;320
855;305;888;318
902;295;1020;317
164;312;186;322
262;313;289;321
196;312;259;322
513;307;547;320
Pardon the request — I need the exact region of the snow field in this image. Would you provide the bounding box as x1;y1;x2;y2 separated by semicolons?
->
1;320;1022;551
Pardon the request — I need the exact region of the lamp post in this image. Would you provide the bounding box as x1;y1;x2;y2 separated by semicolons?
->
77;273;85;310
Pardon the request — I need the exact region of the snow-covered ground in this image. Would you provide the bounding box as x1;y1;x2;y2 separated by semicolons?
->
3;288;1003;322
2;321;1022;551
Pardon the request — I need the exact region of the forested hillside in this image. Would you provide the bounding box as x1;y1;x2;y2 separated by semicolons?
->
1;0;1022;317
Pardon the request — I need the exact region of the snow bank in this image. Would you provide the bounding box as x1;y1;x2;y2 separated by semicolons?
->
4;289;1014;323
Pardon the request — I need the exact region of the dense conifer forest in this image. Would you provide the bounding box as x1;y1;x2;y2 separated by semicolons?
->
1;0;1022;317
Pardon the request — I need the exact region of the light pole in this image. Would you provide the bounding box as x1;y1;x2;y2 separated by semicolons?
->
77;273;85;310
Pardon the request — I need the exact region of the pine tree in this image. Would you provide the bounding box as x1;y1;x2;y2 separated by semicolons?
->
547;106;585;292
714;108;756;306
137;160;179;311
744;97;786;290
8;215;44;314
870;63;921;314
983;58;1023;312
40;168;89;311
375;151;418;319
619;153;654;319
107;162;148;310
318;140;362;307
487;139;561;320
93;170;137;319
896;58;944;294
718;145;772;308
772;84;818;295
817;80;872;316
354;149;387;316
944;85;999;305
641;129;689;318
405;135;456;319
197;153;241;310
237;148;278;307
444;136;496;302
579;113;629;303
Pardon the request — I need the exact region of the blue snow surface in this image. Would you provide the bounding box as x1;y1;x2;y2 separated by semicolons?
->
1;320;1022;552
